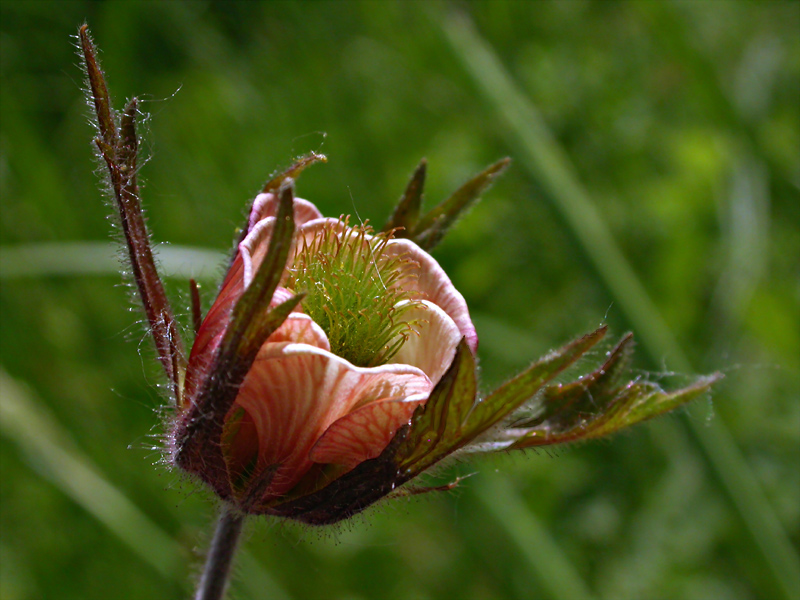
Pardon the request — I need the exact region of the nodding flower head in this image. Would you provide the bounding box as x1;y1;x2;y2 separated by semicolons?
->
176;185;475;511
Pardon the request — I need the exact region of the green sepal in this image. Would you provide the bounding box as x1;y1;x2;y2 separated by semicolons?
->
382;159;426;234
624;375;722;424
465;326;607;439
262;152;327;194
507;336;724;448
510;331;634;431
411;157;511;251
395;338;477;475
240;293;305;356
395;326;605;478
174;183;299;490
224;182;296;358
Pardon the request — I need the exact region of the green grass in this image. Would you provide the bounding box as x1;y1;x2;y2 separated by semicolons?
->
2;2;798;599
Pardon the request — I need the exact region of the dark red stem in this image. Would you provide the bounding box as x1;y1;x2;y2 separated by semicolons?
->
79;25;186;403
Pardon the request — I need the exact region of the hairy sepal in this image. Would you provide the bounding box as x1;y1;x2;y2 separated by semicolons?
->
412;158;511;250
174;184;299;495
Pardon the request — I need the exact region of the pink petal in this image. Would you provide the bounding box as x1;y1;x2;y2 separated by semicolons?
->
267;313;330;349
231;344;430;497
249;193;322;230
184;272;307;405
268;286;297;307
391;300;463;385
240;217;282;288
240;213;347;290
294;217;349;246
309;397;426;468
383;239;478;353
240;217;348;289
183;254;244;406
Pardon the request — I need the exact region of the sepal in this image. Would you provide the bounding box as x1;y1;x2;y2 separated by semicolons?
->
173;184;299;493
489;333;723;449
384;158;511;250
383;159;426;233
412;158;511;250
262;153;327;194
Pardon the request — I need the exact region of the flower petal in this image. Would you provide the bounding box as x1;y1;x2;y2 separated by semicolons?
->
391;300;463;385
249;193;322;230
294;217;350;246
267;313;330;350
183;254;244;406
240;216;280;288
309;396;426;468
231;343;431;497
240;217;348;289
383;238;478;353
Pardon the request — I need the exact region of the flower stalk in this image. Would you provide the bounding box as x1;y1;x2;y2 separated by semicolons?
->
194;505;245;600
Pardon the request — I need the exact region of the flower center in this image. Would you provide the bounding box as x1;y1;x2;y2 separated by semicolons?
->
284;218;422;367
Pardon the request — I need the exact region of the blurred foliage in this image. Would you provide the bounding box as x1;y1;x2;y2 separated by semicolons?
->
1;1;798;600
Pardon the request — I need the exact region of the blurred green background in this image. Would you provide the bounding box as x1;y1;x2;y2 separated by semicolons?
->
1;1;798;599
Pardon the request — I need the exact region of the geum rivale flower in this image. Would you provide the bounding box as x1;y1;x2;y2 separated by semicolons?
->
177;176;476;511
77;25;720;524
168;156;721;525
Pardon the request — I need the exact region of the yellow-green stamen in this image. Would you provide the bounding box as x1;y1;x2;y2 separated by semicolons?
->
284;218;422;367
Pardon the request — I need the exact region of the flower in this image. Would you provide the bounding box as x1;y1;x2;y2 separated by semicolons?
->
179;187;477;508
166;157;721;525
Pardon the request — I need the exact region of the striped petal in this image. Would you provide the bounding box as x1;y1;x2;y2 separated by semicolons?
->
383;238;477;353
230;343;430;497
267;312;330;349
391;300;463;385
310;397;426;467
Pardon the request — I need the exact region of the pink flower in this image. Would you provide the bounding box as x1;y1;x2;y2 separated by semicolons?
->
163;159;720;525
181;192;477;504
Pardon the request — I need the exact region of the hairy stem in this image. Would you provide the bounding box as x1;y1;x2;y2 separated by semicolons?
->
78;25;186;404
195;505;245;600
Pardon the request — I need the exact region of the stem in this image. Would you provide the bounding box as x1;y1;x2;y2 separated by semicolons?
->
78;25;186;404
195;505;245;600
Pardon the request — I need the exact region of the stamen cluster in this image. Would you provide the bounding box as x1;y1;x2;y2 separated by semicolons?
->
285;218;422;367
